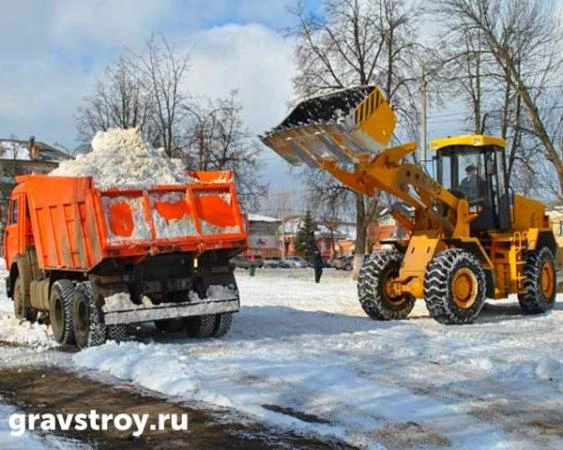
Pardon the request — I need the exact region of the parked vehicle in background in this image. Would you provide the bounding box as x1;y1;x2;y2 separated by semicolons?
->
283;256;309;268
332;256;350;270
263;257;290;268
231;255;251;269
231;255;264;269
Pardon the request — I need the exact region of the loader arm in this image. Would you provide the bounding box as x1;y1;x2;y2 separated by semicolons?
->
315;142;475;238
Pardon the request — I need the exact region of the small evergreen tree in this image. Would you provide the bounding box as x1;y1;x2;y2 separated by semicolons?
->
295;211;317;257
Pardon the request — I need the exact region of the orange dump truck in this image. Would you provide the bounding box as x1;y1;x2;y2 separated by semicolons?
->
4;171;247;347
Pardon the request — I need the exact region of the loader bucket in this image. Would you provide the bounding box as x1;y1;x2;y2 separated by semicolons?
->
260;85;396;168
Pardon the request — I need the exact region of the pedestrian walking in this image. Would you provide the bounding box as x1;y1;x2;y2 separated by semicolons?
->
313;250;323;283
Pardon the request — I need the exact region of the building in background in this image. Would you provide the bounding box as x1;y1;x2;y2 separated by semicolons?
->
281;216;352;259
0;137;72;234
246;211;407;259
370;209;406;249
246;214;282;258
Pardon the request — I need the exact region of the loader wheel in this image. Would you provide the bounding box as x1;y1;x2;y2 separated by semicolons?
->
13;276;37;323
155;318;185;333
357;251;415;320
72;282;107;349
518;247;557;314
424;249;486;324
184;315;217;338
49;280;76;345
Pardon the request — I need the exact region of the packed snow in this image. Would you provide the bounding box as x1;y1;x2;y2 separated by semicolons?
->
151;192;197;238
74;270;563;449
1;260;562;448
51;128;194;188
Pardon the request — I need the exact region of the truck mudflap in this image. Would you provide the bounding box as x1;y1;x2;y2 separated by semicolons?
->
101;285;239;325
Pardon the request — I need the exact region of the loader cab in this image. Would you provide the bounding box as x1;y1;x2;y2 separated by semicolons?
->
431;135;510;231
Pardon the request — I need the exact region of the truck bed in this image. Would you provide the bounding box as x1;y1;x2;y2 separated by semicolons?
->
15;171;246;271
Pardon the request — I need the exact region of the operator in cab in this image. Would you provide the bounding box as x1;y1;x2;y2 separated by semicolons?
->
459;164;486;205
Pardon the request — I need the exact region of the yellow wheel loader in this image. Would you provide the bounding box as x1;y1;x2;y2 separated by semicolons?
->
261;86;557;324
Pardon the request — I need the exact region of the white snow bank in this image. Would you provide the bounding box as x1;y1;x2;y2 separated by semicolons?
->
51;128;194;188
0;259;55;348
0;315;54;348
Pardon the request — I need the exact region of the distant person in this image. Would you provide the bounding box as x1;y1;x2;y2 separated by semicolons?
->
313;250;324;283
459;164;487;205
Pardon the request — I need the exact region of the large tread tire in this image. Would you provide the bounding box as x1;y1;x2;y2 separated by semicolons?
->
424;249;486;325
184;315;217;338
49;280;76;345
155;318;185;333
13;276;37;323
72;282;107;349
518;247;557;314
107;324;128;341
213;313;233;337
357;251;415;320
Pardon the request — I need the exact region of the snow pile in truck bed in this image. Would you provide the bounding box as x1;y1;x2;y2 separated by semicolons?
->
51;128;194;188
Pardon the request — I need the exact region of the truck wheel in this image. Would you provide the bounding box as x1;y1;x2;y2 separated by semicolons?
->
49;280;76;345
184;315;216;338
213;313;233;337
107;325;128;341
13;276;37;323
155;319;185;333
72;282;107;349
424;249;486;324
518;247;557;314
357;251;415;320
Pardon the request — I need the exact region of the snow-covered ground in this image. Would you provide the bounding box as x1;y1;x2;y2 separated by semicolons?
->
1;263;562;449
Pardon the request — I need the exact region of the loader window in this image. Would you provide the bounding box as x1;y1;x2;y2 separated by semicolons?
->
457;156;487;205
437;145;508;230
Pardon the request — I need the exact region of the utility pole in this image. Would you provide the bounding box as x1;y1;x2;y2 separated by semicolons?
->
419;65;428;170
280;192;286;258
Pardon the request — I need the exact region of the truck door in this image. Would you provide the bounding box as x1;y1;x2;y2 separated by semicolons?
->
4;195;21;267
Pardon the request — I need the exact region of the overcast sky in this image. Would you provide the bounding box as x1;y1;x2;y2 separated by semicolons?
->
0;0;476;196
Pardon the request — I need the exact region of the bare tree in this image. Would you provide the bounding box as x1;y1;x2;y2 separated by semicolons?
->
76;56;155;146
435;0;563;198
290;0;420;276
138;35;190;157
183;91;267;209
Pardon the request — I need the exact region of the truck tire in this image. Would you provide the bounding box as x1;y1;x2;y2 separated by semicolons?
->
107;325;128;341
72;282;107;349
13;276;37;323
184;315;217;338
357;251;415;320
49;280;76;345
213;313;233;337
518;247;557;314
424;249;486;324
155;319;185;333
